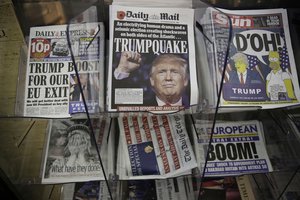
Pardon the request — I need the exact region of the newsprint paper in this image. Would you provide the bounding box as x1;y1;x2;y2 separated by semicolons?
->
117;114;197;179
41;117;110;183
61;181;112;200
122;176;196;200
107;5;199;113
192;120;273;177
209;8;300;109
16;22;105;118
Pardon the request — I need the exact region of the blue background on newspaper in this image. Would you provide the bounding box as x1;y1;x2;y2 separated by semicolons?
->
206;159;270;175
128;141;159;176
69;101;86;113
69;101;99;114
223;83;267;101
128;180;157;199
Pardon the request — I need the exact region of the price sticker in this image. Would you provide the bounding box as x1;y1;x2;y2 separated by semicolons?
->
30;38;51;58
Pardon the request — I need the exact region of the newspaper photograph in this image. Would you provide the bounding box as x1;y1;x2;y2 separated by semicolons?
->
61;181;114;200
193;120;273;177
198;176;242;200
20;22;104;118
123;176;196;200
210;8;300;109
107;5;199;112
41;117;110;183
117;114;197;179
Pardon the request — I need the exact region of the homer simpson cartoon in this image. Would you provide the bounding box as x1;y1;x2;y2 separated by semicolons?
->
266;51;296;100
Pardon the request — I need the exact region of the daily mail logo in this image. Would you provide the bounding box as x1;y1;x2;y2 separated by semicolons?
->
117;11;126;20
117;10;180;21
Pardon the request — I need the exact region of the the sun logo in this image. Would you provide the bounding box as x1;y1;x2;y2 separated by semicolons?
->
117;11;126;20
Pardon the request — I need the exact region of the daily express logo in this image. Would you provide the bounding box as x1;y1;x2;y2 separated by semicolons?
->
117;10;179;21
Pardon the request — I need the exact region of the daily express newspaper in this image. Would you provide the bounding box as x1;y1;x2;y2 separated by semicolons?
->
117;115;197;179
209;8;300;109
19;22;104;118
41;117;110;183
107;5;198;112
192;120;273;177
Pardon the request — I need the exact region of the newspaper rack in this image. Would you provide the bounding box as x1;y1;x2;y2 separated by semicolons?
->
10;1;300;200
62;3;233;200
14;2;233;118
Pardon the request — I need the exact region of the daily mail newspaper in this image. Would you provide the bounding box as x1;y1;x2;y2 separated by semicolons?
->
192;120;273;177
208;8;300;109
41;117;110;183
117;115;197;179
18;22;104;118
107;5;199;113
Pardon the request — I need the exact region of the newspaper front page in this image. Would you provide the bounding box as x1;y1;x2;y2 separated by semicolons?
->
193;120;273;177
20;22;104;118
108;5;198;113
123;176;196;200
117;114;197;179
61;181;112;200
209;8;300;109
41;117;110;183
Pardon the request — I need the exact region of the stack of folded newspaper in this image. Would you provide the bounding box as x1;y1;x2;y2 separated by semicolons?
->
117;114;197;179
61;175;197;200
190;118;273;177
41;116;115;183
61;180;115;200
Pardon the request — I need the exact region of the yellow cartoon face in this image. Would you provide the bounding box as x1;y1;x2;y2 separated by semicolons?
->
235;58;247;74
268;51;280;70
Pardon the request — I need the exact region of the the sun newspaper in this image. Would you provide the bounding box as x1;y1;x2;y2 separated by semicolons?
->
206;8;300;109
